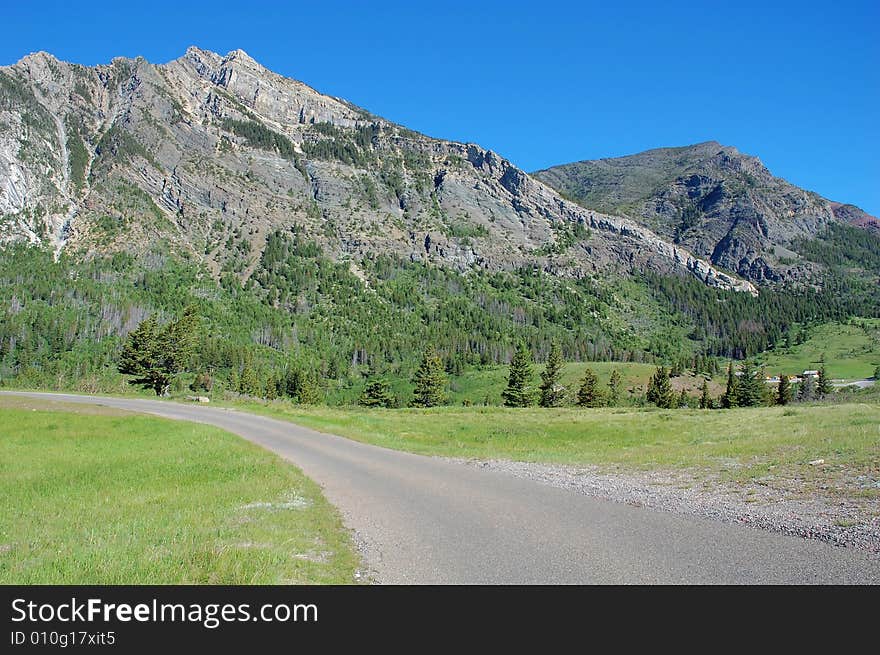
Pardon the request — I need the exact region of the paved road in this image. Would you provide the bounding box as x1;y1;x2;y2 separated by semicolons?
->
4;391;879;584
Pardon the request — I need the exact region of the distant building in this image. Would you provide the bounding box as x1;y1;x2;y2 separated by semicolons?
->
803;370;819;378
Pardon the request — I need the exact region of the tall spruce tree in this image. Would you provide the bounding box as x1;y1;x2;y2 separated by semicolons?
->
607;369;622;406
699;379;712;409
797;374;816;402
677;388;689;408
646;366;674;408
736;360;764;407
577;367;603;407
502;342;535;407
118;307;199;396
411;345;447;407
816;366;832;397
359;379;397;408
539;341;565;407
776;375;792;406
721;363;739;408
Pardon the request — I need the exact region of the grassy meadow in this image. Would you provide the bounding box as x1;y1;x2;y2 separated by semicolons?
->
0;399;359;584
755;318;880;381
234;400;880;494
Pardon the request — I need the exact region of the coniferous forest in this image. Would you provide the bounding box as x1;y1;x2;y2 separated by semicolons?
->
3;224;879;407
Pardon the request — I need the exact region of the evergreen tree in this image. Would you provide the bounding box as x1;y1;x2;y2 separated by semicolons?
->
735;360;765;407
776;375;792;406
816;366;832;397
646;366;674;408
283;366;323;404
797;374;816;402
699;379;711;409
721;363;739;408
411;345;448;407
359;379;396;408
118;307;199;396
264;372;279;400
607;369;622;406
677;388;689;408
577;367;603;407
539;341;565;407
239;364;262;397
502;342;535;407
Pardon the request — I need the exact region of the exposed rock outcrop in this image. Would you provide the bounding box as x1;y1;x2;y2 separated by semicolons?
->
1;48;755;293
533;141;877;282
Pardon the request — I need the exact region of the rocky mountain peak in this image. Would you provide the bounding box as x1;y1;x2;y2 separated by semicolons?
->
222;48;260;68
0;48;766;294
534;141;876;283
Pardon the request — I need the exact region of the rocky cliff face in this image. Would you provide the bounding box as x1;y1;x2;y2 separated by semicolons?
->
533;142;878;283
0;48;756;293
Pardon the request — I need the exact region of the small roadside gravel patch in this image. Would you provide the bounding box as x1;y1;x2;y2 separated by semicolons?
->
450;458;880;558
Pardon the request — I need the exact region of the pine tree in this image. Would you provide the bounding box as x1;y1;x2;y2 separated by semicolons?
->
797;374;816;402
721;363;739;409
677;388;689;408
239;364;262;397
502;342;535;407
118;315;161;392
816;366;832;397
646;366;674;408
264;372;279;400
539;341;565;407
411;345;448;407
118;307;199;396
359;379;397;408
699;379;711;409
776;375;792;406
577;367;603;407
736;360;764;407
607;369;622;406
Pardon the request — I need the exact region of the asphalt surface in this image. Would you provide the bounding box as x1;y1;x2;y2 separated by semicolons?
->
5;391;879;584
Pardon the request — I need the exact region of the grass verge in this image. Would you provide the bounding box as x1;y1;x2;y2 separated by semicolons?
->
0;401;360;584
230;400;880;496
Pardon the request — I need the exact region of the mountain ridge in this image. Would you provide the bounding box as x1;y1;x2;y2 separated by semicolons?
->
1;46;756;293
533;141;878;282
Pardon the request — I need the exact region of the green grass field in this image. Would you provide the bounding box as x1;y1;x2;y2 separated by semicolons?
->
234;400;880;495
0;401;359;584
755;319;880;381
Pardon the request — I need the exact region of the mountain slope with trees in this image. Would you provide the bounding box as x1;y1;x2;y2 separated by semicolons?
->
1;48;878;402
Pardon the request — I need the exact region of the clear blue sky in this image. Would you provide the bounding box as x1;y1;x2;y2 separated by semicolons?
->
4;0;878;214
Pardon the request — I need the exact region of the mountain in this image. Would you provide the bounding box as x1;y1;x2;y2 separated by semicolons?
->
0;48;753;293
533;142;880;282
1;48;877;399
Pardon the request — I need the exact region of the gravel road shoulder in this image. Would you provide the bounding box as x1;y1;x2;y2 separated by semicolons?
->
450;458;880;558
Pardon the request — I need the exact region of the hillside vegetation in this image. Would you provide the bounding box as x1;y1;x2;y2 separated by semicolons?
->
3;239;878;405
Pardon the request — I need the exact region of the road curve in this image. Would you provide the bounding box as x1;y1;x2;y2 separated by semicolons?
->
4;391;878;584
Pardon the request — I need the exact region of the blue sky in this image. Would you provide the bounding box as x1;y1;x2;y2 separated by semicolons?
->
4;0;878;214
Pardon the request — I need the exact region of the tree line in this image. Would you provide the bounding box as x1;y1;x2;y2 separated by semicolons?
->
118;313;837;412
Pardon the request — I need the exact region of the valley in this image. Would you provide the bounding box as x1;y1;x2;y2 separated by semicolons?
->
1;45;879;585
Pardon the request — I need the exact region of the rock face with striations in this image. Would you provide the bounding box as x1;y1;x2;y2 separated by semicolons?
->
0;48;759;293
533;141;878;283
